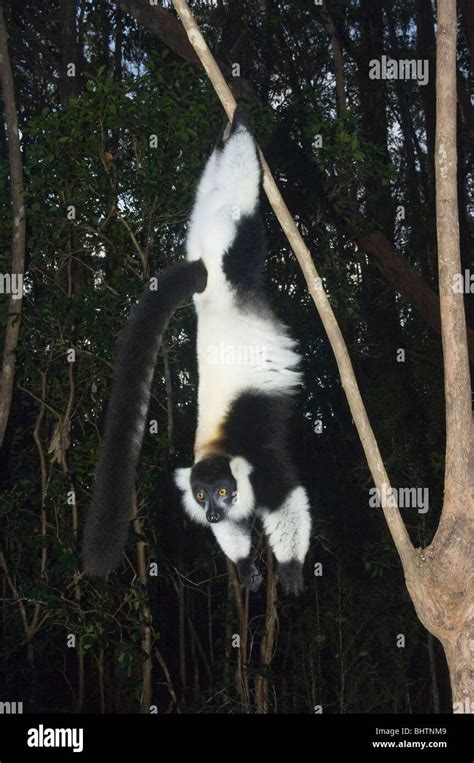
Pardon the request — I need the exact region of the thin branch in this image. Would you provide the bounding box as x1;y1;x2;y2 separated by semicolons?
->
116;213;148;276
0;551;29;634
155;647;182;713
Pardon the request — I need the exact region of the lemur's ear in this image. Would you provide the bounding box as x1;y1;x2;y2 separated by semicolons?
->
229;456;253;481
174;467;208;527
228;457;254;521
174;467;192;493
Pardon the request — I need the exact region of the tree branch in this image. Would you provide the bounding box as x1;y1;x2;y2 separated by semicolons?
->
112;0;259;102
355;229;474;362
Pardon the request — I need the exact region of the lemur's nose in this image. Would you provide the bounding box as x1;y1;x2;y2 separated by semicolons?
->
207;512;220;523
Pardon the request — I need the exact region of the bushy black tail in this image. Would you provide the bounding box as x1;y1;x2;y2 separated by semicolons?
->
82;259;207;577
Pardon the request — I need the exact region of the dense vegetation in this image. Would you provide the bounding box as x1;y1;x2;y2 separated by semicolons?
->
0;0;472;713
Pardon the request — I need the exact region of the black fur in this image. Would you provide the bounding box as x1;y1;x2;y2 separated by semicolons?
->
278;560;304;596
220;391;300;510
215;104;254;151
217;107;267;301
222;209;267;300
190;456;237;523
191;455;234;485
230;104;254;136
82;259;207;577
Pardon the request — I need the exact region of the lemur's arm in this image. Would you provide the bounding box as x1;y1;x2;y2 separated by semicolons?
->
210;518;263;592
82;259;207;577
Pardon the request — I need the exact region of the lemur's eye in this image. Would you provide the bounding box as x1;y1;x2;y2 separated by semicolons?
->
196;491;205;502
218;487;228;497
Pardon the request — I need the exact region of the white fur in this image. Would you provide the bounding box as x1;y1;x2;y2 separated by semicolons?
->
228;456;255;521
173;467;207;526
210;518;251;563
259;487;311;563
186;127;260;270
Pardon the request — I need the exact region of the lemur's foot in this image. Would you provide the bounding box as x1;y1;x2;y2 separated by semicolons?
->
217;105;253;149
278;560;304;596
230;104;253;133
236;558;263;592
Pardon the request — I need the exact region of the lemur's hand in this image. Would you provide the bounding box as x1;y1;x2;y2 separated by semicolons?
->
236;558;263;592
217;105;254;150
230;104;253;133
278;560;304;596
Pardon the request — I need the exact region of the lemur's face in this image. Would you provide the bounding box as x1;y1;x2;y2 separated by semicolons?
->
190;456;237;523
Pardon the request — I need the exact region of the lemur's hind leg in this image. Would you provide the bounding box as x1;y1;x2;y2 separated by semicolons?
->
259;486;311;596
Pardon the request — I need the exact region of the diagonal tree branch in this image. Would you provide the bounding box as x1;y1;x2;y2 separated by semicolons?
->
112;0;259;102
170;0;417;578
355;229;474;362
0;1;26;448
116;0;200;63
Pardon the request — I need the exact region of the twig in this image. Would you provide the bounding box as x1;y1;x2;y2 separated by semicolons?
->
155;647;181;713
116;213;148;276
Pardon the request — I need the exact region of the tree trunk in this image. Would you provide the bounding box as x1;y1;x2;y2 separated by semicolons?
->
0;0;26;448
321;1;346;116
404;505;473;712
60;0;81;106
405;0;473;713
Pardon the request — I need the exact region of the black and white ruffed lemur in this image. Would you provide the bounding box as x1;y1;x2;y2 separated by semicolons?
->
82;107;312;595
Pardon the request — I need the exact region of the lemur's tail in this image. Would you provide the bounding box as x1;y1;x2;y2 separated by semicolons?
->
82;259;207;577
